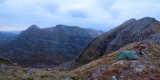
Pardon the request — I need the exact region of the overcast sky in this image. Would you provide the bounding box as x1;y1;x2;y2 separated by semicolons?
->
0;0;160;31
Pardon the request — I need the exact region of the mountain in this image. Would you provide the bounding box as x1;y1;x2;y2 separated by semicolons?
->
0;31;18;39
0;24;103;67
70;17;160;69
0;18;160;80
0;31;18;48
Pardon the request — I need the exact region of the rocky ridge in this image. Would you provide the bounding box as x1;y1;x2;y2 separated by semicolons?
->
0;24;103;67
70;17;160;69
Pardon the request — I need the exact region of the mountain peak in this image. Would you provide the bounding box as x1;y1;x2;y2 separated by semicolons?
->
139;17;155;21
128;18;136;21
55;24;67;27
22;25;40;35
55;24;83;29
120;17;156;27
138;17;156;24
27;25;40;30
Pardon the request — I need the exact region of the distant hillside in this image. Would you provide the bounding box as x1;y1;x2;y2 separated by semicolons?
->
70;17;160;69
0;31;18;48
0;24;103;67
0;32;17;39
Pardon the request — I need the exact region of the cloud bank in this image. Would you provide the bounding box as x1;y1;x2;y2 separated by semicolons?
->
0;0;160;31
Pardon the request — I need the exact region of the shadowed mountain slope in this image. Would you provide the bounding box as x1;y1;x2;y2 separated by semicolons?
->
0;24;103;67
70;17;160;69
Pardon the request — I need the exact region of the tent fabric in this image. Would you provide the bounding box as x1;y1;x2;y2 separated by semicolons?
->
116;51;139;60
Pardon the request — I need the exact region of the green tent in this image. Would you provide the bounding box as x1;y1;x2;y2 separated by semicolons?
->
116;51;139;60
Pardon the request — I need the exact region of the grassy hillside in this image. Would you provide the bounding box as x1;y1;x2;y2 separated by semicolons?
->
0;57;13;65
0;42;160;80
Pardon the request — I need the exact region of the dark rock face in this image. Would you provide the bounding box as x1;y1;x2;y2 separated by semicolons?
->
70;17;160;69
0;25;103;67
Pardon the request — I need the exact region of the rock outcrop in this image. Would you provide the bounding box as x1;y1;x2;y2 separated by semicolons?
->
0;24;103;67
70;17;160;69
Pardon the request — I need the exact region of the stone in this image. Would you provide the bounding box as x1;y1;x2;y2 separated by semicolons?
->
1;64;5;68
135;68;143;72
0;68;5;72
144;61;149;64
112;75;117;80
138;65;146;69
130;63;136;69
21;77;27;80
26;70;34;74
13;63;18;65
64;77;73;80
